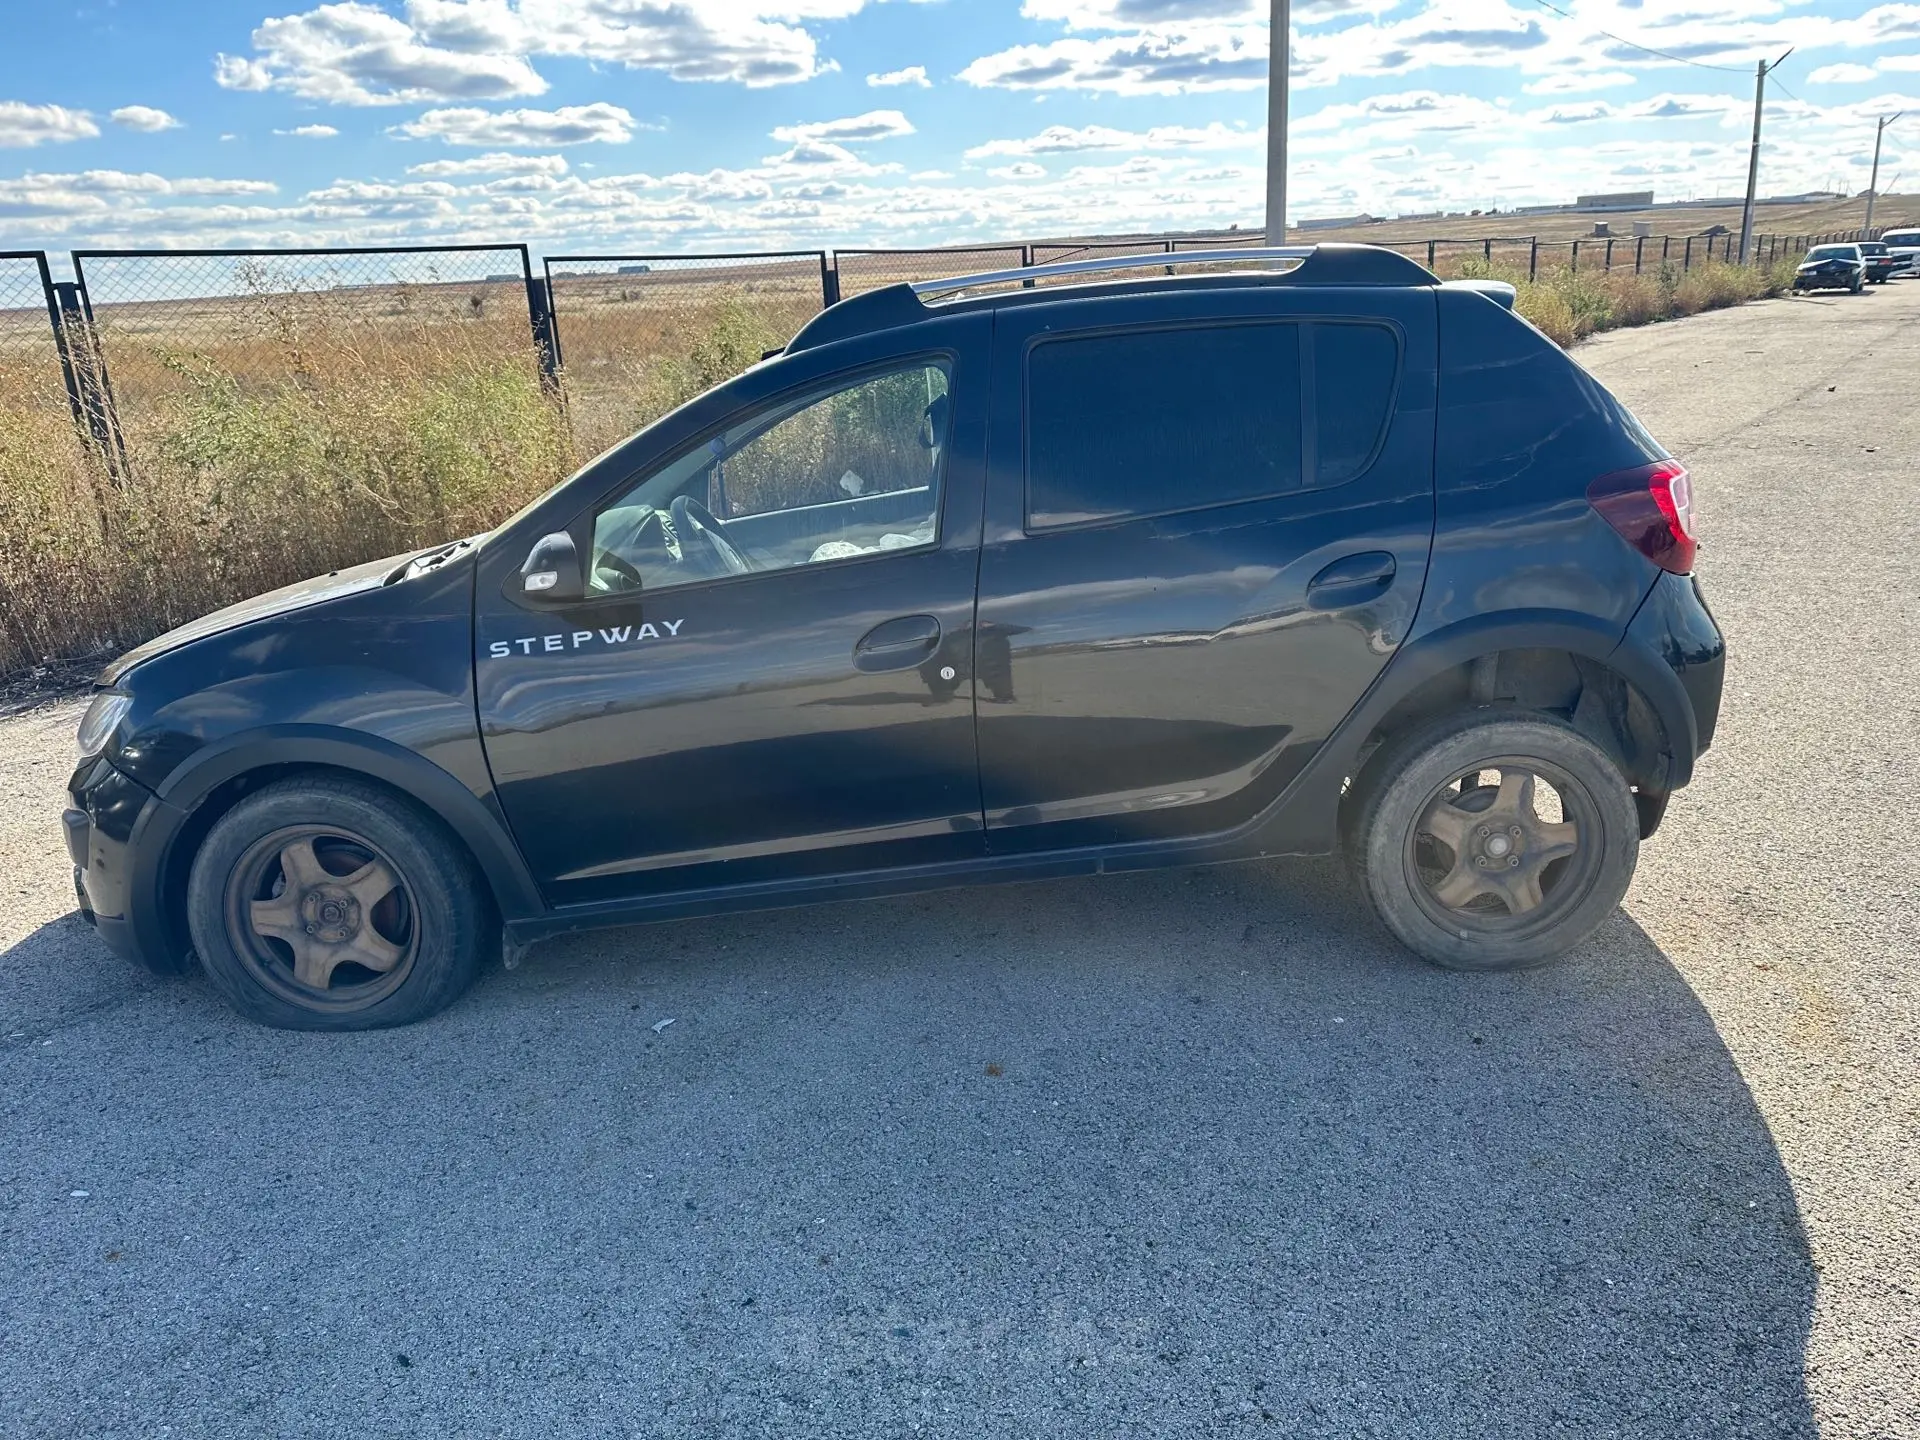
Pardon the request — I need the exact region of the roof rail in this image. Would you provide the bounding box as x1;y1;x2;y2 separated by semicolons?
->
909;245;1315;297
787;243;1436;354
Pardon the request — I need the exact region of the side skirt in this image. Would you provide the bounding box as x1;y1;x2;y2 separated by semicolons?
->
504;828;1330;945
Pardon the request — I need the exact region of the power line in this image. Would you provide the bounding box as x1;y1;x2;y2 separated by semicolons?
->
1524;0;1753;73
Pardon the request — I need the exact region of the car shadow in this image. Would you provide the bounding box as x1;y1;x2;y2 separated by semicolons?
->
0;857;1816;1437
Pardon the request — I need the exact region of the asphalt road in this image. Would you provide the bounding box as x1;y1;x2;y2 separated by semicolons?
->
2;282;1916;1439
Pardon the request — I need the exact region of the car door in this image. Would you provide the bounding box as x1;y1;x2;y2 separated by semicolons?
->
476;317;988;909
974;283;1436;853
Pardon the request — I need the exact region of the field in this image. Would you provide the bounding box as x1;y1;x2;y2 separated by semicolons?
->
1291;191;1918;247
0;211;1878;679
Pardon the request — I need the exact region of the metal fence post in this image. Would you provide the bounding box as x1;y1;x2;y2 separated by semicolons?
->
1571;240;1579;273
819;253;840;307
1634;236;1645;274
523;270;563;393
1426;239;1435;269
52;270;126;481
1529;237;1538;281
1483;237;1492;263
1683;236;1692;271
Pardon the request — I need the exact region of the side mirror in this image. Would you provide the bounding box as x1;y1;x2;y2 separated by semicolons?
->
520;530;584;602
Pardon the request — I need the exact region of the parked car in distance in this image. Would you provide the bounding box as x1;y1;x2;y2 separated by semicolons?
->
63;244;1726;1031
1793;243;1867;293
1878;228;1920;276
1858;240;1898;284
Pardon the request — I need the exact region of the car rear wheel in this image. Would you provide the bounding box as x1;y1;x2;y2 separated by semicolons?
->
1354;712;1638;972
187;776;490;1030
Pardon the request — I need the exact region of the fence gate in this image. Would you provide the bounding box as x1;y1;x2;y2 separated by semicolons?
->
68;243;545;468
543;250;831;457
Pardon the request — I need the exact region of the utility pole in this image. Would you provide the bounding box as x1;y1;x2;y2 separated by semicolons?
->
1738;47;1793;264
1265;0;1289;244
1865;113;1902;235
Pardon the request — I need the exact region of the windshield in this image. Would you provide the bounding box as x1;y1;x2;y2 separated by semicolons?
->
1806;246;1858;261
1860;242;1888;255
1881;232;1920;247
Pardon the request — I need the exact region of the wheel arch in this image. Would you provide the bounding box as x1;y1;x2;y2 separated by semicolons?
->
132;727;545;966
1327;610;1694;848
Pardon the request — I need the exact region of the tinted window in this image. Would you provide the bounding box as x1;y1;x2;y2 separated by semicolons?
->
1025;320;1398;529
589;361;950;594
1027;324;1303;530
1313;322;1399;487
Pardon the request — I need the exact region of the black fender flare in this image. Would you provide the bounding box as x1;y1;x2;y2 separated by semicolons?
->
131;726;547;947
1350;608;1697;785
1257;608;1697;856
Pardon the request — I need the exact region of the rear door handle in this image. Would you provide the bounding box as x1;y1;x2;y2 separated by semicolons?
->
854;614;942;672
1306;551;1397;609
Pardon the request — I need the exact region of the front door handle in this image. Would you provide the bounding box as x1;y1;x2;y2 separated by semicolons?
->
1306;551;1397;610
854;614;942;672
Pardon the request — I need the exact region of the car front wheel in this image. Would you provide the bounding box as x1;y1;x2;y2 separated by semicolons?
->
187;776;490;1030
1354;713;1639;972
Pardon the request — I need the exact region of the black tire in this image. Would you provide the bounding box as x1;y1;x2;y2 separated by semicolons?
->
1353;711;1638;972
187;775;491;1030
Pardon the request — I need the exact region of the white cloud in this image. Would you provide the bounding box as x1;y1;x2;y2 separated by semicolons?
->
989;161;1048;179
959;27;1268;94
213;0;878;106
15;170;276;196
867;65;930;87
1524;70;1636;96
770;110;916;143
408;150;568;175
1882;54;1920;71
761;139;903;176
110;105;184;133
390;102;638;146
1018;0;1386;28
275;123;341;137
0;101;100;148
1809;63;1881;84
216;2;547;106
966;120;1255;158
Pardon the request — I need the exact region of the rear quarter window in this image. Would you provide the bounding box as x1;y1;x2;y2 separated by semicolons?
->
1024;319;1400;531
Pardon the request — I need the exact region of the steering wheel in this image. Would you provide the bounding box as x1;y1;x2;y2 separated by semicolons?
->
670;494;752;577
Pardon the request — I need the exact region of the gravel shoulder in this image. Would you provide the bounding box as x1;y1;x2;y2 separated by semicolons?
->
1;285;1915;1439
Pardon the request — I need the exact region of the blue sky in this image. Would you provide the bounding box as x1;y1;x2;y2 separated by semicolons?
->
2;0;1917;255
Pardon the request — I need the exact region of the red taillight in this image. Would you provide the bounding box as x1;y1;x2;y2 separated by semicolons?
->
1587;459;1697;574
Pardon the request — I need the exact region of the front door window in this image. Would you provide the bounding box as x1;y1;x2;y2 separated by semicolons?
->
589;360;952;594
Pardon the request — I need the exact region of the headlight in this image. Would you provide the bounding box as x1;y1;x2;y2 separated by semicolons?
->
75;692;132;760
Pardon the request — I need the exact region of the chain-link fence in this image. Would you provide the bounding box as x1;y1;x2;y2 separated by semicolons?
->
0;252;73;429
545;251;828;457
832;245;1030;298
71;245;545;455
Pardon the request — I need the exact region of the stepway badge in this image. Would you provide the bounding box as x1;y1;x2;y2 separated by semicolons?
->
488;620;685;658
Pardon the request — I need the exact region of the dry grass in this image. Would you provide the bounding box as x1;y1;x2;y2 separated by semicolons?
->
1;293;574;678
0;237;1813;679
1449;253;1799;346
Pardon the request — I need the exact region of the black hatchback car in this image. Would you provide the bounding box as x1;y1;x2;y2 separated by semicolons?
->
1792;243;1867;292
64;245;1724;1030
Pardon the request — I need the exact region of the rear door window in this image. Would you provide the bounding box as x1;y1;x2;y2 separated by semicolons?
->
1025;319;1399;530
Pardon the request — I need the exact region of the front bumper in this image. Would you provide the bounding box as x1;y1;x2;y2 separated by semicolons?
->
65;756;164;968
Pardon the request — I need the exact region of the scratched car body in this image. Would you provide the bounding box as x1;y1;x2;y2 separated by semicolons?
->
63;245;1725;1030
